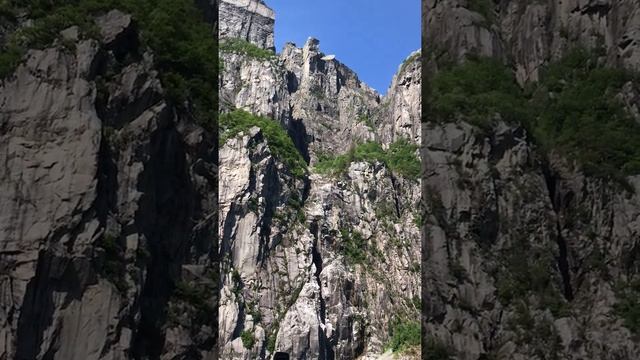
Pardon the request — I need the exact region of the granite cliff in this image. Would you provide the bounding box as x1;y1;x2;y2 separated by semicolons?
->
423;0;640;358
218;0;421;358
0;1;218;359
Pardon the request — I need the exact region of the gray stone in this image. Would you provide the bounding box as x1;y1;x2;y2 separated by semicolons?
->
0;7;217;360
219;0;275;50
218;1;422;358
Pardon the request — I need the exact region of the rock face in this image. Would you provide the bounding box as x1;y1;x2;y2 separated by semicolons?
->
220;34;382;164
423;1;640;358
219;1;422;359
376;50;422;146
219;0;275;50
0;5;217;360
425;0;640;83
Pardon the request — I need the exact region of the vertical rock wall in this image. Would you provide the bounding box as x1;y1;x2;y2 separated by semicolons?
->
423;1;640;358
218;1;422;358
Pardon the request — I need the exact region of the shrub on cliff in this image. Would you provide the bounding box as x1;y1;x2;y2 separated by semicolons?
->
220;37;275;60
429;49;640;183
219;109;307;178
315;138;419;179
532;48;640;179
387;320;421;353
429;57;528;129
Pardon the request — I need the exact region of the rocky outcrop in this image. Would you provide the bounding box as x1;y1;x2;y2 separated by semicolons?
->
219;0;422;358
281;38;380;161
220;35;381;164
423;0;640;358
218;130;421;359
425;0;640;83
0;5;217;360
423;120;640;359
219;51;290;123
424;0;503;62
219;0;275;50
376;50;422;146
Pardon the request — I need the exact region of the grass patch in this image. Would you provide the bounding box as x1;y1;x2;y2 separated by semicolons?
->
387;320;421;353
314;138;419;179
220;37;275;60
219;109;307;178
387;139;422;178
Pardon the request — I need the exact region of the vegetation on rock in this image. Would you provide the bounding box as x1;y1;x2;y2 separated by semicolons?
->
219;109;307;178
614;279;640;333
424;337;454;359
314;138;420;179
429;49;640;182
220;37;275;60
429;56;527;129
532;48;640;179
387;320;421;353
98;233;128;293
339;228;368;265
0;0;217;127
240;330;255;349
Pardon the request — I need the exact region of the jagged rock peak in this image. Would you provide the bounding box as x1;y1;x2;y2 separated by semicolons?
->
303;36;320;52
219;0;275;50
279;36;376;97
376;49;422;146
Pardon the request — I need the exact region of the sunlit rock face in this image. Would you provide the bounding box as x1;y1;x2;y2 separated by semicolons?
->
219;1;422;358
219;0;275;50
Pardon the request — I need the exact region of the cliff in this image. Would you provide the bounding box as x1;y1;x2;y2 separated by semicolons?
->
219;0;422;358
0;2;218;359
423;0;640;358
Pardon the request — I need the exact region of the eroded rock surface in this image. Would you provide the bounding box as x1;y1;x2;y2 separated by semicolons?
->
0;6;218;360
219;0;275;50
426;0;640;83
423;1;640;358
218;1;422;358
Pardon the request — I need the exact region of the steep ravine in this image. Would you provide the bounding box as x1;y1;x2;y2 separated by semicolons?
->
218;0;421;358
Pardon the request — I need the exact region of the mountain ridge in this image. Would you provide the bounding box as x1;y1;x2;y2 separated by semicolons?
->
218;0;422;358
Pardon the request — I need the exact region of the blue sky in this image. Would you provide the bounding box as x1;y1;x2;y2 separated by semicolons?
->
267;0;421;94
